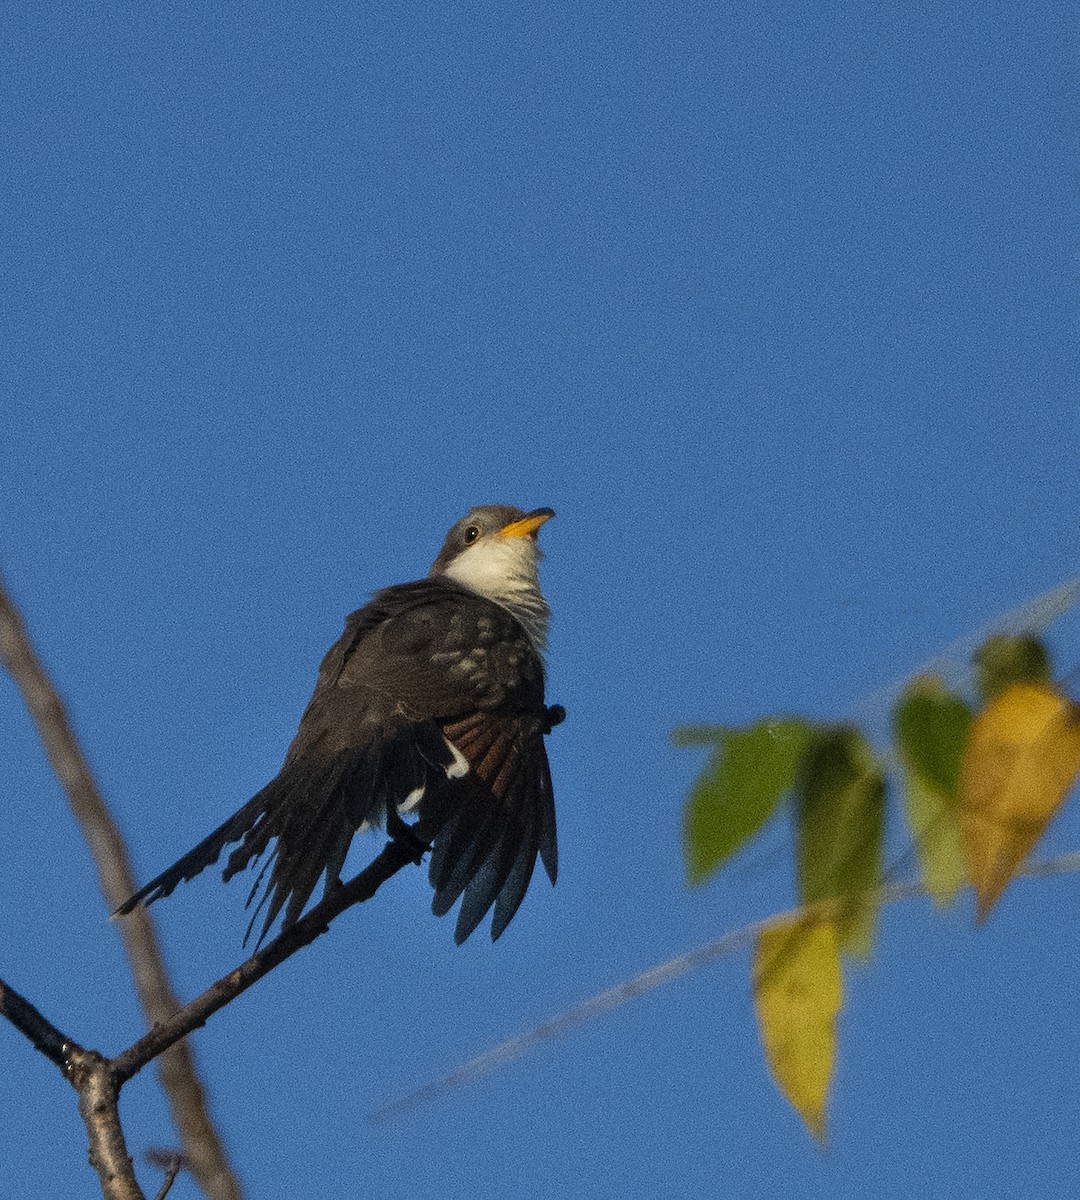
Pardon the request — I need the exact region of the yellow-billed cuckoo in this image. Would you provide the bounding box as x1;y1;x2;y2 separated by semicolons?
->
117;505;561;944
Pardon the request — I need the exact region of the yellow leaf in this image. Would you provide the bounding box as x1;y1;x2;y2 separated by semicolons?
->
753;918;843;1142
959;682;1080;920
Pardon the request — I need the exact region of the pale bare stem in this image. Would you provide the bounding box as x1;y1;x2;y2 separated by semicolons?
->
67;1048;145;1200
154;1161;183;1200
0;577;241;1200
0;980;141;1199
145;1150;185;1200
372;849;1080;1121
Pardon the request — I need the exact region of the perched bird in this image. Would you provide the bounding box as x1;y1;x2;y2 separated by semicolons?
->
117;505;561;945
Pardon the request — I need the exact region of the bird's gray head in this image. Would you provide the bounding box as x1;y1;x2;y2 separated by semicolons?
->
430;505;555;651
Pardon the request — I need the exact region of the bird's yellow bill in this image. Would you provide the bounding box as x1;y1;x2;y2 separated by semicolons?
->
497;509;555;539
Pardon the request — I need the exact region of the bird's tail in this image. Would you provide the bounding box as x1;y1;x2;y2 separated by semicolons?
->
115;723;458;946
113;791;269;918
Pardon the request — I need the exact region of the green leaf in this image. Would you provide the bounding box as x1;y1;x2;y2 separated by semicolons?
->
894;680;972;794
681;719;814;886
893;680;972;905
796;728;885;958
975;634;1052;704
901;767;968;906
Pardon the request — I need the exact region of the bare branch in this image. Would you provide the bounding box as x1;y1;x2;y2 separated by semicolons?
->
0;978;146;1198
146;1150;185;1200
113;838;417;1083
0;576;241;1200
154;1162;183;1200
67;1048;144;1200
372;848;1080;1121
0;975;78;1070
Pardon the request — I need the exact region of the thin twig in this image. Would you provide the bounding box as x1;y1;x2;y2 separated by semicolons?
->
154;1162;183;1200
372;848;1080;1121
146;1150;185;1200
113;839;417;1082
0;576;241;1200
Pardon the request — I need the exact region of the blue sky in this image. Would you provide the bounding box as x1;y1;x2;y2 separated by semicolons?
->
3;2;1080;1196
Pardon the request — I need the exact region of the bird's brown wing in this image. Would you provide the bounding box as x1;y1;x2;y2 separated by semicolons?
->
420;709;558;943
333;579;546;717
333;581;556;941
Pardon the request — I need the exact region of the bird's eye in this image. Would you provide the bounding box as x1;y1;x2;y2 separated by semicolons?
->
463;525;481;544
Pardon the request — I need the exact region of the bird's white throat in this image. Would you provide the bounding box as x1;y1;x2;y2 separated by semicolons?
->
442;536;550;652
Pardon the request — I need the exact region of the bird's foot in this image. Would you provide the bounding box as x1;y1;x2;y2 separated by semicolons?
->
542;704;566;734
386;809;431;865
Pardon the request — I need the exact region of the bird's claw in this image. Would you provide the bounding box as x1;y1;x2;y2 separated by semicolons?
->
542;704;566;734
386;809;432;865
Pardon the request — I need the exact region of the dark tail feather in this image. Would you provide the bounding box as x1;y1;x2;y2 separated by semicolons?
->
490;817;541;942
226;750;386;947
455;832;524;944
442;746;530;941
423;726;557;943
117;722;457;942
241;730;459;947
113;792;268;917
456;750;533;943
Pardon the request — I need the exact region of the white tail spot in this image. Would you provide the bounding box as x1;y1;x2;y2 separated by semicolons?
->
444;738;469;779
394;741;466;818
398;786;425;814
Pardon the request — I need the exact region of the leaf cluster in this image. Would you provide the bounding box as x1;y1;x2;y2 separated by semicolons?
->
676;631;1080;1139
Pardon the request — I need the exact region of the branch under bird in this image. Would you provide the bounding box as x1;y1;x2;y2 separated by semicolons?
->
116;505;562;945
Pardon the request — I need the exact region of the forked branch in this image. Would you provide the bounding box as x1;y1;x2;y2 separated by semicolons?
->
0;838;417;1200
0;576;240;1200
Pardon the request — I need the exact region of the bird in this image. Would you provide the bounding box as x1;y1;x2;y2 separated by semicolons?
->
116;505;561;945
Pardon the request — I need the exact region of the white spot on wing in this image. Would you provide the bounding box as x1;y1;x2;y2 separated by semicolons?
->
444;738;469;779
398;785;425;814
363;741;469;829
